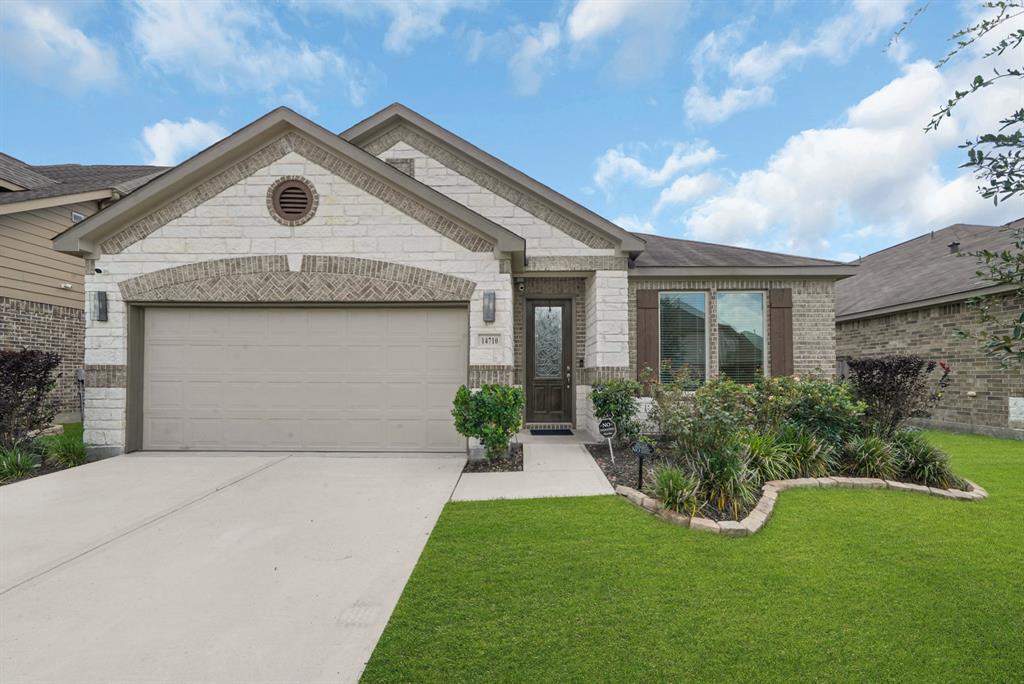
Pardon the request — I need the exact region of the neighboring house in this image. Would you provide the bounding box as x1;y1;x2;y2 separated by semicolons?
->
836;221;1024;440
0;153;164;421
52;105;854;457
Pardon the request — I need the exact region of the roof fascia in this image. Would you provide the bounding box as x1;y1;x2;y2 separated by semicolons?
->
0;190;111;216
629;265;859;278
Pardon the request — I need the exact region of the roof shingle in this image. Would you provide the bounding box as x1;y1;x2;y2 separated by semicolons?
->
0;156;166;207
834;221;1022;318
630;233;849;268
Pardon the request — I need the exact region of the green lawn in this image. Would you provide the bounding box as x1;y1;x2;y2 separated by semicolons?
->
362;432;1023;683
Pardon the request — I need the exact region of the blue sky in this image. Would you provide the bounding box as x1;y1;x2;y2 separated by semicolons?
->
1;0;1021;261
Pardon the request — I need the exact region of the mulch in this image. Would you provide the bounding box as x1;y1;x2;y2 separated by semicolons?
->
585;442;661;490
463;442;524;473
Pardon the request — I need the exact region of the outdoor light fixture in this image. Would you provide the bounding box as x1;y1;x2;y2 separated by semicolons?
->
92;291;108;322
482;290;496;322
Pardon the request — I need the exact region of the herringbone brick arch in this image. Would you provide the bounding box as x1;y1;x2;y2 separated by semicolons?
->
118;255;477;303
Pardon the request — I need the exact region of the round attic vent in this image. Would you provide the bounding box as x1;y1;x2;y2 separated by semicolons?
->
267;176;318;226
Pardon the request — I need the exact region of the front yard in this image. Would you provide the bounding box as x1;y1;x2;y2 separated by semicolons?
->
362;432;1023;682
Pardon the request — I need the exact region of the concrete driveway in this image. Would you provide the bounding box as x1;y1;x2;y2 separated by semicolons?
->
0;452;464;683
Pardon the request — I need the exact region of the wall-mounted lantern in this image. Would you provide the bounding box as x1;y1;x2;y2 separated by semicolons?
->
482;290;496;323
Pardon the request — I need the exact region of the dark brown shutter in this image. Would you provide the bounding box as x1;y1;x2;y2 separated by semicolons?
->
769;288;794;376
636;289;659;381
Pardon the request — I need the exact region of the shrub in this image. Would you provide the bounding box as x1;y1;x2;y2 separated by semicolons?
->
842;435;899;480
740;430;795;485
590;379;642;446
452;384;525;459
845;356;952;437
0;444;38;482
38;430;87;468
0;349;60;445
654;376;757;460
755;376;865;446
776;422;837;478
690;445;758;520
890;431;967;489
649;465;699;516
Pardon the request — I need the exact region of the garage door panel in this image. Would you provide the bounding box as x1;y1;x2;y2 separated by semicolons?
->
142;307;466;452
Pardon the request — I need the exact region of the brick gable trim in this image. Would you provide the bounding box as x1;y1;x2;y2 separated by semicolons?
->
118;255;477;303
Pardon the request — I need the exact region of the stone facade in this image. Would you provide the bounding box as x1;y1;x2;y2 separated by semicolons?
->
374;139;617;256
0;297;85;419
84;144;514;453
837;293;1024;439
629;277;837;380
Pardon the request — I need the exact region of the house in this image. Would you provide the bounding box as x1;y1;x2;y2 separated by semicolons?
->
836;221;1024;440
0;154;164;421
52;104;855;457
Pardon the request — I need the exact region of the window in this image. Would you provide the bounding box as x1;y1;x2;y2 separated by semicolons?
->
717;291;765;383
659;292;707;385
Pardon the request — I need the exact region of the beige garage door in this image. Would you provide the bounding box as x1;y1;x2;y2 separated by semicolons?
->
142;307;467;452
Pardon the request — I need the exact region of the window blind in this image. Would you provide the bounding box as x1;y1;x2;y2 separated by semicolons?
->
717;292;765;383
659;292;706;385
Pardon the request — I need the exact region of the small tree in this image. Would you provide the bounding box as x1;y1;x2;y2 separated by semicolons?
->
0;349;61;445
900;2;1024;364
845;356;952;437
452;384;525;459
958;221;1024;366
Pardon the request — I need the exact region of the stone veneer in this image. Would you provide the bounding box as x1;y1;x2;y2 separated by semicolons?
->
837;293;1024;439
629;277;838;380
365;126;616;250
0;297;85;419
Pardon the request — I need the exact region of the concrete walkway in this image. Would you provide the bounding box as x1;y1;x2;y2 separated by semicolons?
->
451;432;614;502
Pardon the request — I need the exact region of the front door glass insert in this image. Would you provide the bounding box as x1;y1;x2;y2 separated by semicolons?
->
533;306;562;379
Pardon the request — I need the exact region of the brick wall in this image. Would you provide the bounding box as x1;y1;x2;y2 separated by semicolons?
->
0;296;85;418
837;293;1024;439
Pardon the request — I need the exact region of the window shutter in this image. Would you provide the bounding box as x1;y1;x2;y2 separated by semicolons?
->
636;289;659;381
769;288;794;376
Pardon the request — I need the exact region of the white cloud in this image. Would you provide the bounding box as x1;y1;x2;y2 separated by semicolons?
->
312;0;483;53
687;0;912;122
655;172;721;212
566;0;634;42
594;143;719;190
509;22;561;96
566;0;690;81
0;2;119;91
142;118;227;166
130;0;366;107
613;214;656;234
683;84;773;123
681;47;1022;256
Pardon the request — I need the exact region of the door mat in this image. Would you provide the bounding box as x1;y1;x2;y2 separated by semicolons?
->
529;429;574;436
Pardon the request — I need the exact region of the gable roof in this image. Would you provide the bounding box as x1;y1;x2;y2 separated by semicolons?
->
630;233;858;277
340;102;646;253
0;152;164;211
53;107;525;256
835;221;1021;320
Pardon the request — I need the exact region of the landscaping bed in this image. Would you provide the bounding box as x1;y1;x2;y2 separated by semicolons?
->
1;423;86;486
585;441;657;489
463;442;523;473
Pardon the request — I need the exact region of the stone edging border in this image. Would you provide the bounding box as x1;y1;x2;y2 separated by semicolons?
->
614;476;989;537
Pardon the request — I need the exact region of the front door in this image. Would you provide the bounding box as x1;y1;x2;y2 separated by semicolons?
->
525;299;573;423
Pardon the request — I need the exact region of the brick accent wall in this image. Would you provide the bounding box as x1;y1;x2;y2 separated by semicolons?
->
0;297;85;417
837;293;1024;439
629;278;837;380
